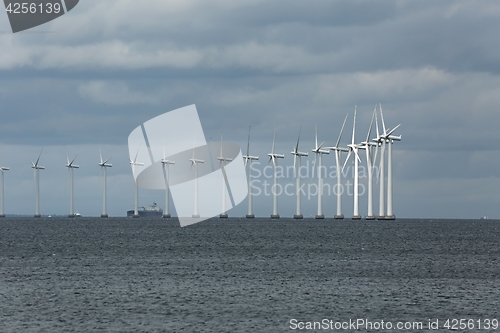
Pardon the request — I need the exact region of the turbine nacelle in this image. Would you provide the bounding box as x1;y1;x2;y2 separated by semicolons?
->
291;151;308;157
1;167;9;171
161;159;175;165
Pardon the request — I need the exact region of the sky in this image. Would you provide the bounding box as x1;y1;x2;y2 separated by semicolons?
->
0;0;499;218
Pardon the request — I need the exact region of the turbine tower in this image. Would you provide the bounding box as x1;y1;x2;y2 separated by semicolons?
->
325;114;349;219
217;132;232;218
343;107;362;220
189;146;205;218
31;148;44;218
376;105;401;220
66;153;79;218
291;126;308;219
268;123;284;219
0;149;9;218
130;149;144;218
312;126;330;219
359;108;377;220
161;142;175;219
243;126;259;218
98;148;112;218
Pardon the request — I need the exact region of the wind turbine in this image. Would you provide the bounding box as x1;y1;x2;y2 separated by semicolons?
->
189;146;204;218
0;148;9;218
312;126;330;219
243;126;259;219
291;126;308;219
217;132;232;218
343;107;362;220
374;104;401;220
161;142;175;219
325;113;349;219
358;108;377;220
98;148;112;218
66;153;79;218
130;149;144;218
31;148;44;218
268;123;284;219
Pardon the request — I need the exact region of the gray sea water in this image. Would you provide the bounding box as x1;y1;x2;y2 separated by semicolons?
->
1;218;499;332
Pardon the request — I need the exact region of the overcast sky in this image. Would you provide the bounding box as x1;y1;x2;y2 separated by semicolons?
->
0;0;499;218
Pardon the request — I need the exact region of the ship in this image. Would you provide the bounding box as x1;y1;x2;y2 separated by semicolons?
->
127;202;163;218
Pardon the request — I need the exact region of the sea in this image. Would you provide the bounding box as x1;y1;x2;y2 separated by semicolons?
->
1;218;499;333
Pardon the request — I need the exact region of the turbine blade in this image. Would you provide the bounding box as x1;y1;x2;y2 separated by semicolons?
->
351;106;357;145
271;123;277;154
380;103;387;135
295;125;301;153
246;126;251;157
375;109;380;139
70;154;78;166
35;148;44;167
135;147;140;163
342;150;352;170
366;108;376;142
99;146;103;164
293;154;297;172
315;125;318;149
336;113;349;148
355;149;361;163
387;124;401;136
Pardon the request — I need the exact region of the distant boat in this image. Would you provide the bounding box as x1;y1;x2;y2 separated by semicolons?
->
480;216;489;220
127;202;163;218
75;212;81;217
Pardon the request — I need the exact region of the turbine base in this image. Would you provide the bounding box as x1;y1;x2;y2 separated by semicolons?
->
219;214;228;218
315;214;325;219
192;214;200;218
68;214;76;218
385;215;396;220
34;214;41;218
132;214;141;218
351;215;361;220
271;214;280;219
162;214;171;219
376;216;386;220
334;214;344;219
0;214;5;218
246;214;255;218
101;214;109;218
294;214;303;219
365;215;376;220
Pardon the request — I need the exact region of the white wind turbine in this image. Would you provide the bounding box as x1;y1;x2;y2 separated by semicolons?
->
312;126;330;219
130;149;144;218
161;142;175;219
243;126;259;219
189;146;205;218
268;123;284;219
31;148;44;218
358;108;377;220
0;148;9;218
66;153;79;218
98;148;112;218
374;104;401;220
291;126;308;219
217;132;232;218
325;114;349;219
343;107;362;220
